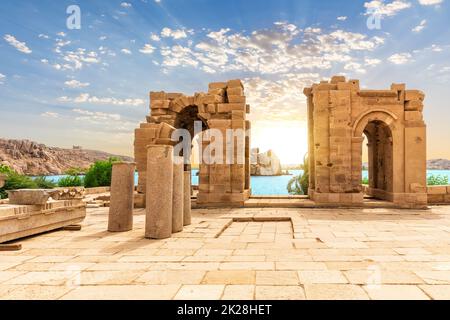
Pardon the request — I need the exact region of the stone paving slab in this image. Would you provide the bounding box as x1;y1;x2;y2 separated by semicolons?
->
0;205;450;300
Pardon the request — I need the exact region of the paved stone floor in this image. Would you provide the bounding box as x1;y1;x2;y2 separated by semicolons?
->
1;205;450;300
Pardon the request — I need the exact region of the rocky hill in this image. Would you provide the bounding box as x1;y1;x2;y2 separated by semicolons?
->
0;139;133;176
251;148;282;176
427;159;450;170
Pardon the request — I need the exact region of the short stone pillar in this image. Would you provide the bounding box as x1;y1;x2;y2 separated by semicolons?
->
172;157;184;233
145;145;173;239
108;162;136;232
183;170;192;226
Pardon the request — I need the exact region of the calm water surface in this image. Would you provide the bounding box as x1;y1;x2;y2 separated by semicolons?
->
40;170;450;196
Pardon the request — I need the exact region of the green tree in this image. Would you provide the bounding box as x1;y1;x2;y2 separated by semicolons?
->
0;165;38;199
34;176;57;189
84;157;120;188
362;176;369;185
287;154;309;195
58;175;84;187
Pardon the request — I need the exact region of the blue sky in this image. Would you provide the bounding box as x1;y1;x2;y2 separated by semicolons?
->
0;0;449;163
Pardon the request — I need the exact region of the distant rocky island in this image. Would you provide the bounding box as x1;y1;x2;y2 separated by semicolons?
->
363;159;450;171
0;138;133;176
427;159;450;170
251;148;283;176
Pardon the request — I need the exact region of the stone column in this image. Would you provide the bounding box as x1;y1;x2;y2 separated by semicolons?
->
145;145;173;239
172;157;184;233
183;170;192;226
108;162;136;232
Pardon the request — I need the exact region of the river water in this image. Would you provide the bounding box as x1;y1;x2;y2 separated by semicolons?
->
40;169;450;196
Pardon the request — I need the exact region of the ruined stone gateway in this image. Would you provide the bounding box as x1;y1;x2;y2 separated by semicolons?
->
304;76;427;208
134;80;251;207
136;75;428;209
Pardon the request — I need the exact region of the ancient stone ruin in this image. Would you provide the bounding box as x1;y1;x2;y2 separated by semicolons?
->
0;189;86;244
304;76;427;208
134;79;251;208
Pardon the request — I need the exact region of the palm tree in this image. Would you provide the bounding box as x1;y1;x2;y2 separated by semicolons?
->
287;154;309;195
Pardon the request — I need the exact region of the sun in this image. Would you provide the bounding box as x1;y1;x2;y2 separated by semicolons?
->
251;120;308;165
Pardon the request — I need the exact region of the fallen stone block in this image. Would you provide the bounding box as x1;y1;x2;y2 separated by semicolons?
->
0;200;86;243
7;189;51;205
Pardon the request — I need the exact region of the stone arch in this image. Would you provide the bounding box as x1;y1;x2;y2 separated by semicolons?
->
134;80;251;207
352;109;398;138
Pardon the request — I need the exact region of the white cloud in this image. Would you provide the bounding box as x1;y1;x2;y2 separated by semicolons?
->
344;62;367;74
3;34;32;54
65;80;90;88
364;0;412;17
55;39;71;48
58;94;145;106
430;44;443;52
120;2;132;8
337;16;348;21
139;44;155;54
388;52;412;64
155;22;385;76
161;27;188;39
150;34;161;41
245;73;319;121
41;111;59;118
38;34;50;39
365;58;382;66
99;36;107;41
72;108;121;122
56;48;101;70
161;45;199;68
121;48;132;54
0;73;5;84
418;0;443;5
57;32;66;37
412;19;427;32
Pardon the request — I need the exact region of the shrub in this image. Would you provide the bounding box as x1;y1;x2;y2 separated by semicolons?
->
427;174;449;186
362;176;369;185
34;176;57;189
84;157;119;188
58;175;84;187
0;164;13;175
287;154;309;195
0;165;38;199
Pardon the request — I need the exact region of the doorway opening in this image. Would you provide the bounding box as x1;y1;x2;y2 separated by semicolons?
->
362;120;394;201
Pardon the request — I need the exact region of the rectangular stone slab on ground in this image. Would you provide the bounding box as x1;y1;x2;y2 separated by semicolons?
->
0;199;86;243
